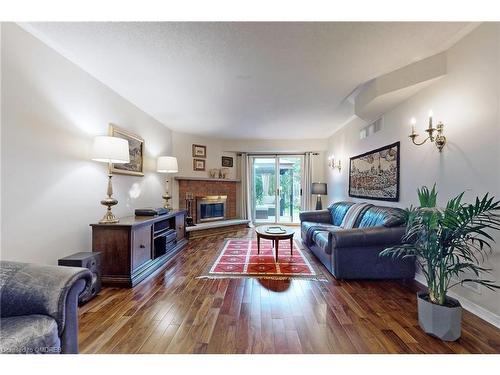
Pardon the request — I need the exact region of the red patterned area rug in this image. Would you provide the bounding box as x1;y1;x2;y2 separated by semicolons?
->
199;238;328;281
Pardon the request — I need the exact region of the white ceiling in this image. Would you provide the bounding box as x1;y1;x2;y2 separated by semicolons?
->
23;22;474;139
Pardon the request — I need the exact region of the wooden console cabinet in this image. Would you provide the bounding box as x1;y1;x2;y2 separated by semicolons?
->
90;210;187;288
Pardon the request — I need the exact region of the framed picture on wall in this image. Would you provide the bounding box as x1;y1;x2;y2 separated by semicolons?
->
193;158;206;171
221;156;233;167
192;144;206;158
349;141;400;201
108;124;144;177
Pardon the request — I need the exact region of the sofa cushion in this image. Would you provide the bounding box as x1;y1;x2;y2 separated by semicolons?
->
328;202;354;226
0;315;60;354
301;221;338;245
312;230;332;254
357;206;405;228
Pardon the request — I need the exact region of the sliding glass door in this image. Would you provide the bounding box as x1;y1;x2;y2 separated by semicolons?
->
278;156;302;223
251;155;303;224
252;157;277;223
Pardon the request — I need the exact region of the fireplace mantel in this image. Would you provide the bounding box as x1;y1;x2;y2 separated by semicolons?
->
177;178;238;223
174;176;240;182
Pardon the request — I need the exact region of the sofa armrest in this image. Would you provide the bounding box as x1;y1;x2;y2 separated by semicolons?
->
299;209;330;223
329;226;406;249
61;278;87;353
0;261;91;335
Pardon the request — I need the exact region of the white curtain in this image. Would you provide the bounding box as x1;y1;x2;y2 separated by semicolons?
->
239;153;253;224
261;173;270;196
301;152;313;211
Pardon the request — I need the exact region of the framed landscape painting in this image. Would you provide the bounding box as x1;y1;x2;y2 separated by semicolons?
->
349;141;400;201
109;124;144;176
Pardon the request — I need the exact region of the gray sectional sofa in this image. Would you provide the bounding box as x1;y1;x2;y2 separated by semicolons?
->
300;202;415;279
0;261;91;354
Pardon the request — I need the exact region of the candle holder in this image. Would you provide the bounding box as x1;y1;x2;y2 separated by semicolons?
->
328;156;342;171
409;114;447;152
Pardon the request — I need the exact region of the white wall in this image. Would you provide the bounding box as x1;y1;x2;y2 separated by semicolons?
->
0;24;3;252
172;132;238;180
171;132;238;209
325;23;500;318
171;132;327;212
1;23;173;265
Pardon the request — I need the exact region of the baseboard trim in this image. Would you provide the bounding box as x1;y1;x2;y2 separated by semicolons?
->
414;273;500;329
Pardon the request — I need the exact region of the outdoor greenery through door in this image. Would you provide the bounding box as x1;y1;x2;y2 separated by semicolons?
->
251;156;302;224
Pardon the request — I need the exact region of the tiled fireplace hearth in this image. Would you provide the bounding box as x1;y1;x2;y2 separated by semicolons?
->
176;177;239;223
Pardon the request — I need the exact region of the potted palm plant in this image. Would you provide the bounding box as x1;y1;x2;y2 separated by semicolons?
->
381;185;500;341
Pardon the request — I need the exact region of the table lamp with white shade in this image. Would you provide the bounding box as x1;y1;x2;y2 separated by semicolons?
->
157;156;178;209
91;136;130;223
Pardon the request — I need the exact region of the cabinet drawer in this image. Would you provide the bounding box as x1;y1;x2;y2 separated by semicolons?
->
132;224;152;271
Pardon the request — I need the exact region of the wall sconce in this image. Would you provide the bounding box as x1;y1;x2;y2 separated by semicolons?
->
328;155;341;172
409;111;447;152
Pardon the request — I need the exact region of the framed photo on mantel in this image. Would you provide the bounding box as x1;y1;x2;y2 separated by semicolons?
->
193;158;206;171
348;141;400;202
108;124;144;177
192;144;206;158
221;156;233;167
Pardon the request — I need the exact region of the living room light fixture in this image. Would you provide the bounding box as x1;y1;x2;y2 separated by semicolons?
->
328;155;341;172
157;156;178;209
311;182;328;210
409;111;447;152
91;136;130;224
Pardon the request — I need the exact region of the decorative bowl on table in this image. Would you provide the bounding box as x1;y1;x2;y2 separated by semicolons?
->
265;226;287;234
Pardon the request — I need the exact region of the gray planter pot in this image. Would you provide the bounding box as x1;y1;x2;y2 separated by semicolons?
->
417;292;462;341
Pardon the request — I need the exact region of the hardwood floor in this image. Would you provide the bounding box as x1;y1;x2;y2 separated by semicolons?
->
78;228;500;354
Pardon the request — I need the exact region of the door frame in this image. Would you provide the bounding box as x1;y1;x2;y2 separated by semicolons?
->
250;154;303;225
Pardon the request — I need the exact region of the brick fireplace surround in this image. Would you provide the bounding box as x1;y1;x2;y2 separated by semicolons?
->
177;178;238;223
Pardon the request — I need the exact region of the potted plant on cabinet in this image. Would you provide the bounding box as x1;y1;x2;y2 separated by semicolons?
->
380;185;500;341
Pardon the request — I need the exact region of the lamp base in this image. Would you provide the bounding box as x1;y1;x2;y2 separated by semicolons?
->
162;177;173;210
99;175;119;224
315;195;323;210
162;193;172;210
99;197;119;224
99;209;119;224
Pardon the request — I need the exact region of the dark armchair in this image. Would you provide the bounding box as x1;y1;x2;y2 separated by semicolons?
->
0;261;91;354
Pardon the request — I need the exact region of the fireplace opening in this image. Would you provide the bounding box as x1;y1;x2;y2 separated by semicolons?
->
196;195;227;223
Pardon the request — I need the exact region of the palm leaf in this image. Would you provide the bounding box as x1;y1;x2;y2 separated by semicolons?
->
380;185;500;305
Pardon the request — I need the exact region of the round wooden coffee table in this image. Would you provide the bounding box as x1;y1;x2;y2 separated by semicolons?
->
255;225;295;262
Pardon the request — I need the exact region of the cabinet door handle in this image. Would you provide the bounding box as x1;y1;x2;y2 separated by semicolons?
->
139;244;145;249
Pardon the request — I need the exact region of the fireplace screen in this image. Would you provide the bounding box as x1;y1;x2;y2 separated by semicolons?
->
196;195;227;223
